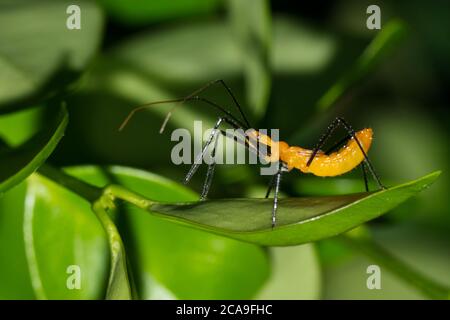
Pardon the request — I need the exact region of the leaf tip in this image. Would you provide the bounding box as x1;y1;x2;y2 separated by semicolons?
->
414;170;442;190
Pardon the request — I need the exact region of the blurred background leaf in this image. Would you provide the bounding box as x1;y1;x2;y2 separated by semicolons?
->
0;0;103;112
0;182;34;299
316;19;407;112
0;106;43;147
24;173;109;299
322;224;450;299
0;105;67;193
257;244;321;299
97;0;222;25
228;0;272;119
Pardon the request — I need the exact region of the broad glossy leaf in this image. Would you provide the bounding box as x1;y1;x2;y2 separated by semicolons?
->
272;17;336;74
0;182;35;299
0;105;68;193
141;171;440;246
0;106;43;147
24;174;109;299
58;166;270;299
0;0;103;111
110;22;241;85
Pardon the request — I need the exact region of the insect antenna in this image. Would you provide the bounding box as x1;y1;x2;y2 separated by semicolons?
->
118;96;248;133
181;79;252;128
119;79;252;134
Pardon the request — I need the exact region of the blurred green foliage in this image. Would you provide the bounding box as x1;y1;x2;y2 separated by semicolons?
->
0;0;448;300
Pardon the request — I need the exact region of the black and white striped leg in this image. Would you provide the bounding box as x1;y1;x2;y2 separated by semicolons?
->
271;162;284;229
184;116;240;184
265;162;286;229
185;116;245;199
183;117;224;185
200;130;220;200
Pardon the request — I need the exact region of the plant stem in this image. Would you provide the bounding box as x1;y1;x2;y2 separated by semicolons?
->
103;184;154;210
92;199;132;300
38;164;102;202
340;234;450;300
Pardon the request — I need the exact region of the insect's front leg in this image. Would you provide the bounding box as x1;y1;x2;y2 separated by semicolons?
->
185;116;243;200
200;130;220;200
183;117;224;185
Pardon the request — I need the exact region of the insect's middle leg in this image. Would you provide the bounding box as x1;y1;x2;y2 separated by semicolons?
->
265;174;277;199
271;162;285;229
265;162;286;229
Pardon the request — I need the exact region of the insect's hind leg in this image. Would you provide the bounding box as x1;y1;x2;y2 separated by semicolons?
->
361;162;369;192
307;117;385;190
324;134;371;192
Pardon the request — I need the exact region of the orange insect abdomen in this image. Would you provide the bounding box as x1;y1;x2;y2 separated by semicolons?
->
278;128;373;177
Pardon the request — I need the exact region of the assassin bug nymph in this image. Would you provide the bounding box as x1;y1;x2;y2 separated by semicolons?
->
119;79;386;228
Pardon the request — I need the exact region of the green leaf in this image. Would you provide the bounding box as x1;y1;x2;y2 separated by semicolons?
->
67;166;270;299
0;182;35;299
0;0;103;111
97;0;221;25
109;22;241;85
24;173;109;299
0;106;43;147
317;19;407;111
228;0;272;118
0;104;68;193
294;176;384;196
272;17;336;74
140;171;440;246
